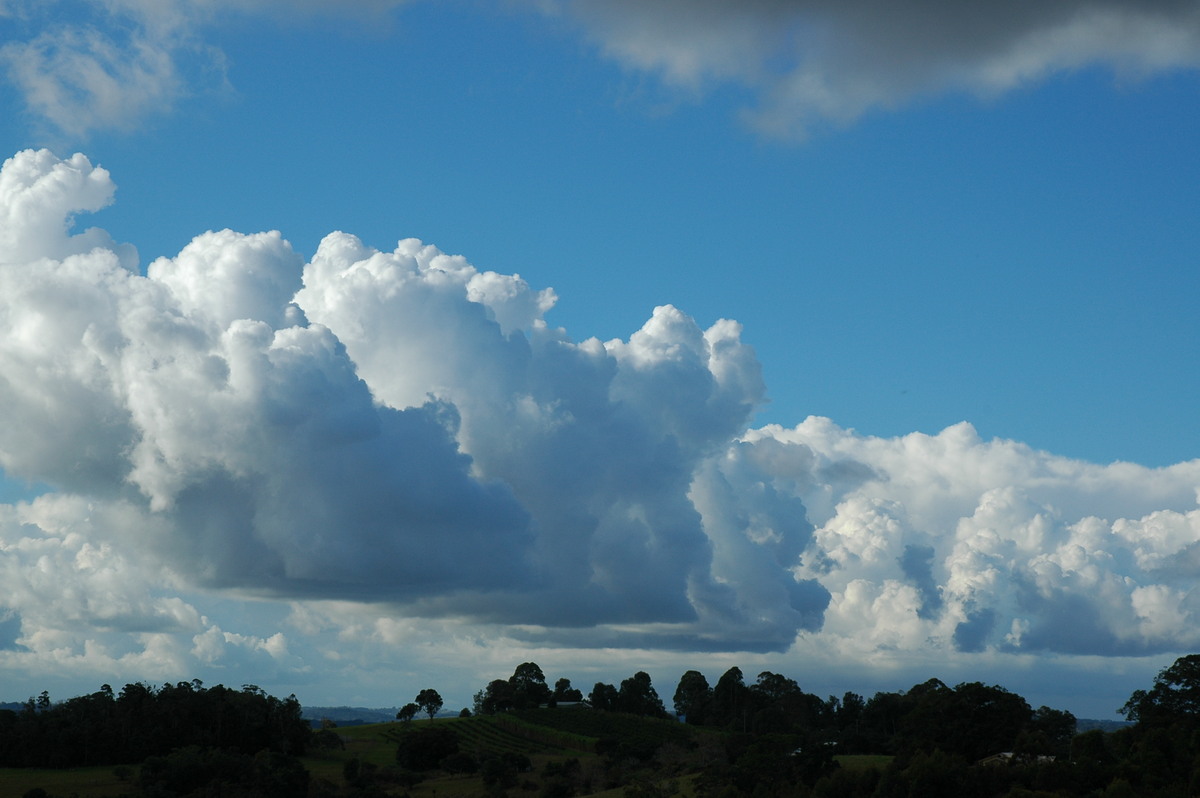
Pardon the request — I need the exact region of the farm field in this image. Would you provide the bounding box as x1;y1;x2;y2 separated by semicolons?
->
0;764;130;797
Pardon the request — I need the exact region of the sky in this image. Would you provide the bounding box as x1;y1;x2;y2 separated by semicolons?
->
0;0;1198;721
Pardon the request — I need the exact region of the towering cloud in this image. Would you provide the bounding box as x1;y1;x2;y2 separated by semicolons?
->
0;149;824;661
0;149;1198;694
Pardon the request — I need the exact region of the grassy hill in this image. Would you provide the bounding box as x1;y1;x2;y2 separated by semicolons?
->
303;712;694;797
0;711;900;798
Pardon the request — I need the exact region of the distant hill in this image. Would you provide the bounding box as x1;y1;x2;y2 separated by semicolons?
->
302;705;401;727
1076;718;1133;733
0;702;23;713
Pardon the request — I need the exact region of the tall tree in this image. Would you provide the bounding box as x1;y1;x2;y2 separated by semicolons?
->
1122;654;1200;726
509;662;552;709
480;680;515;715
553;678;583;703
554;676;583;700
673;670;711;724
415;689;443;722
618;671;667;717
711;667;750;730
588;682;619;712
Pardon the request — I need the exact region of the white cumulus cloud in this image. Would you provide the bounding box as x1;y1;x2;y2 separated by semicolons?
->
1;147;1198;702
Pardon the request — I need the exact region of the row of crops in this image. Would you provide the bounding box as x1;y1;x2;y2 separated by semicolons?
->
381;714;589;758
514;707;694;747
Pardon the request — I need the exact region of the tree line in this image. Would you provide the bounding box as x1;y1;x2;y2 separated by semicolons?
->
11;655;1200;796
0;680;309;769
449;657;1200;796
465;661;1075;762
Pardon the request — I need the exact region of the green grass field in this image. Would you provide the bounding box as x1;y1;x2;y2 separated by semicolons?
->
834;753;894;771
303;716;608;796
0;764;132;797
0;713;709;797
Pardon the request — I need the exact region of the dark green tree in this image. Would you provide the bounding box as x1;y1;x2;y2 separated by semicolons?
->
396;703;419;723
711;666;751;730
589;682;619;711
618;671;667;717
553;677;583;703
479;679;515;715
415;688;443;722
673;670;711;724
1029;705;1077;757
1122;654;1200;726
509;662;552;709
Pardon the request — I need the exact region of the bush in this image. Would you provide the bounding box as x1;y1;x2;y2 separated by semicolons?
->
441;750;479;774
395;725;460;771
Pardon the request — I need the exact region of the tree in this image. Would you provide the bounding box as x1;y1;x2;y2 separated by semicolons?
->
752;671;802;704
673;670;711;724
589;682;619;711
415;689;443;722
554;678;583;703
396;703;419;723
618;672;667;717
479;679;515;715
711;667;750;730
509;662;552;709
1029;705;1077;757
900;680;1032;761
1122;654;1200;726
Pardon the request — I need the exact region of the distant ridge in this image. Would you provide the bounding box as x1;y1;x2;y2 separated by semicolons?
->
1076;718;1133;733
301;705;401;726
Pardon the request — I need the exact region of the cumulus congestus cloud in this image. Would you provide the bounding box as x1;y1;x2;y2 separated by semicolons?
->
1;148;1200;685
0;149;824;657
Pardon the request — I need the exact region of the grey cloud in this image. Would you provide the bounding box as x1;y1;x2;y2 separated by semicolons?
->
555;0;1200;136
953;605;996;653
899;544;942;620
8;1;1197;140
0;613;19;650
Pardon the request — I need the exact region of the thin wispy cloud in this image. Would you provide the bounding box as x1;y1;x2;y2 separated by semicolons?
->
557;0;1200;136
5;1;1199;139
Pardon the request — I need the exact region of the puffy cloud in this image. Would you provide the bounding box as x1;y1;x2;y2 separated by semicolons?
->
552;0;1200;136
0;148;814;660
2;147;1200;706
293;229;806;647
0;148;133;265
748;421;1200;658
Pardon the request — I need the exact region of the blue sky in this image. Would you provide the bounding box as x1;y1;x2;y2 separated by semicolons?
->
0;0;1199;719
